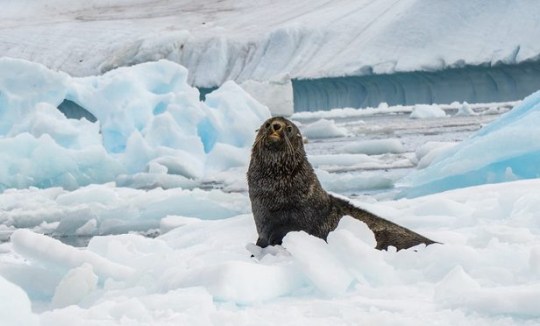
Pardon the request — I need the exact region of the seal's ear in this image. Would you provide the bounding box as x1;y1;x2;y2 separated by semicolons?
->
255;129;260;132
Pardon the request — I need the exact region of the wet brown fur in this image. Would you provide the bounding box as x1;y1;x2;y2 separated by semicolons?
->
247;117;436;250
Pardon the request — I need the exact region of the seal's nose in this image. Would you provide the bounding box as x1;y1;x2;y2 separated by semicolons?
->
272;123;282;132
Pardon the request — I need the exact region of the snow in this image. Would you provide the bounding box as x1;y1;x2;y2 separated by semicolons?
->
282;230;354;296
4;1;540;113
2;0;540;88
240;79;294;116
3;180;540;324
410;104;447;119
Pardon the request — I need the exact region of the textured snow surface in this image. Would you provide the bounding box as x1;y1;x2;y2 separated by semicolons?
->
2;181;540;325
1;0;540;87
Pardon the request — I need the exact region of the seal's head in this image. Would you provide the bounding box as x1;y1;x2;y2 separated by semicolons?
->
252;117;304;155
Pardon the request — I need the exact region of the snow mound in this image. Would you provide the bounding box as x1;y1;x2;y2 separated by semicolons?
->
302;119;348;139
455;102;477;117
0;58;270;191
410;104;447;119
401;90;540;197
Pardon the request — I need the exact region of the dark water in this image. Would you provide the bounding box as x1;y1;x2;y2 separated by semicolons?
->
57;99;97;122
198;87;218;101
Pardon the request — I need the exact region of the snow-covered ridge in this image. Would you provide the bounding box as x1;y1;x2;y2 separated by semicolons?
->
1;0;540;87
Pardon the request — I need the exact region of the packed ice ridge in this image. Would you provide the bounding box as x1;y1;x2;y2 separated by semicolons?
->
401;90;540;197
3;181;540;324
0;58;270;192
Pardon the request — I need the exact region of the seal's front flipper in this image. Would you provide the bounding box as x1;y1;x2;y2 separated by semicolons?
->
255;237;269;248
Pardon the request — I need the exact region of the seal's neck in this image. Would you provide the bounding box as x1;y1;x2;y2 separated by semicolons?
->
251;146;308;177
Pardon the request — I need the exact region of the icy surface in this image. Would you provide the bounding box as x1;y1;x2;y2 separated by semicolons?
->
2;180;540;324
0;185;250;238
2;59;540;324
401;90;540;197
51;263;98;309
339;139;405;155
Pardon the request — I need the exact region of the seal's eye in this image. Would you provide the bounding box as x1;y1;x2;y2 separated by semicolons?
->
265;122;271;129
286;126;293;133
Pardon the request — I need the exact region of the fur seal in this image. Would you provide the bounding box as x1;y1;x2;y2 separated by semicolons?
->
247;117;436;250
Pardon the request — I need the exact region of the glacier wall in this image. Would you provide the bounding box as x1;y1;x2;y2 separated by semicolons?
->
293;61;540;111
4;1;540;90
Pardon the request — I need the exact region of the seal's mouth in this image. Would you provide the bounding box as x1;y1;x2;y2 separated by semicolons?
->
268;132;281;141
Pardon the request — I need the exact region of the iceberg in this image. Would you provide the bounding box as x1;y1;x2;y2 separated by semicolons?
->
399;90;540;197
0;58;270;191
3;1;540;112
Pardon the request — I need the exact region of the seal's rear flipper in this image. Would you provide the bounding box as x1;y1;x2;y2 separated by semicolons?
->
332;196;437;251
